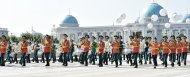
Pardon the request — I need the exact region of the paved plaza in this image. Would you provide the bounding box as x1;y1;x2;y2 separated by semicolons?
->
0;56;190;77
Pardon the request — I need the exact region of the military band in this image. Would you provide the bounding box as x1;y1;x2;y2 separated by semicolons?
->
0;34;189;69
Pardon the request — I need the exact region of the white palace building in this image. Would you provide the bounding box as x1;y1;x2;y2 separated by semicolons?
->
53;3;190;43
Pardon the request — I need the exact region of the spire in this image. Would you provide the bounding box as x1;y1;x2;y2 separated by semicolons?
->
187;9;189;14
69;8;71;15
152;0;156;3
31;26;34;34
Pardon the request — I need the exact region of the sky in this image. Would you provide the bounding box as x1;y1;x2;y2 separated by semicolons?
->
0;0;189;36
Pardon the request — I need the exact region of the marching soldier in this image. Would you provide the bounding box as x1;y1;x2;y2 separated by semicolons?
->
111;35;120;67
13;42;19;64
68;39;74;63
32;41;40;63
160;36;169;67
148;37;152;64
51;43;57;63
103;36;110;65
130;35;140;68
118;36;124;65
176;36;182;66
0;35;8;66
149;38;160;69
80;35;90;66
139;36;144;65
97;35;105;67
169;35;176;67
126;36;133;66
61;34;70;66
26;42;32;63
90;36;97;65
42;35;52;66
144;37;149;64
19;36;28;66
181;36;189;66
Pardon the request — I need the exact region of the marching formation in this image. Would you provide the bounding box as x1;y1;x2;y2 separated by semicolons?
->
0;34;189;69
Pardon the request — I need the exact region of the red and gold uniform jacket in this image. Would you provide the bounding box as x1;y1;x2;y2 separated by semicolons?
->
0;41;8;54
43;40;52;53
21;41;28;53
169;40;177;53
97;41;105;54
61;39;70;53
160;41;170;54
81;41;90;52
130;40;140;53
176;42;183;54
181;41;189;53
149;42;160;55
111;41;120;54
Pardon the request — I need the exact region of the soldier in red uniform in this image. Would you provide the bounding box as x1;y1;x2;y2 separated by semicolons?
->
160;36;169;67
176;36;182;66
42;35;52;66
80;35;90;66
61;34;70;66
111;35;120;67
97;35;105;67
169;36;176;67
20;36;28;66
130;35;140;68
0;35;8;66
149;38;160;69
181;36;189;66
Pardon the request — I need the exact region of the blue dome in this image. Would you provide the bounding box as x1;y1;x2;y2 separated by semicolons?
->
181;14;190;23
141;3;167;17
60;15;79;27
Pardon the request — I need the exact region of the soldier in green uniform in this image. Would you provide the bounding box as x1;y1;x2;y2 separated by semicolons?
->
68;39;75;63
51;43;57;63
90;36;97;65
118;36;124;65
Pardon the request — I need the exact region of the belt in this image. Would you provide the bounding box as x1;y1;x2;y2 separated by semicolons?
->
162;47;168;49
62;46;69;48
44;46;51;48
152;48;159;50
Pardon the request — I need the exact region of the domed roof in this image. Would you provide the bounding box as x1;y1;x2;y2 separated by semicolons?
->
141;3;167;18
60;15;79;27
181;14;190;23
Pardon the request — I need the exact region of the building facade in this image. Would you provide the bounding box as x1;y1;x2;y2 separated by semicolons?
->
54;3;190;43
0;28;8;36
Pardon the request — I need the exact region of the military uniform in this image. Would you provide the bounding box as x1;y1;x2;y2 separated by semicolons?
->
90;41;97;65
81;40;90;66
51;44;57;63
118;41;124;65
169;40;176;67
130;40;140;68
149;41;160;68
103;40;110;65
61;39;70;66
0;40;8;66
20;40;28;66
97;40;105;67
181;40;189;65
43;40;52;66
111;41;120;67
32;43;40;63
160;41;169;67
176;41;182;66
